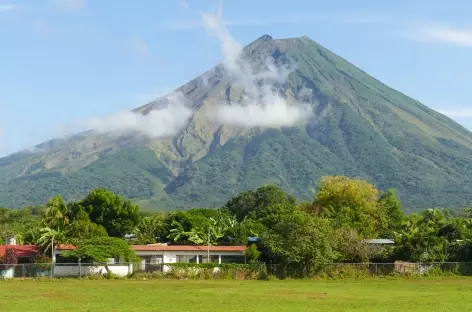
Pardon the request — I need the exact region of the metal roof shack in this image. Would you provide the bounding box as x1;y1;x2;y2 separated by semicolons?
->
364;239;395;245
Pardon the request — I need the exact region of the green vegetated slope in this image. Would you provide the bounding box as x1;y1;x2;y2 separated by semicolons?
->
1;35;472;211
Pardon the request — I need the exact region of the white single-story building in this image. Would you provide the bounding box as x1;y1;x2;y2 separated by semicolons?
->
53;244;248;275
132;244;247;272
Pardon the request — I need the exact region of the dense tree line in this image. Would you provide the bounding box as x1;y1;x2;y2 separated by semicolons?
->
2;176;472;276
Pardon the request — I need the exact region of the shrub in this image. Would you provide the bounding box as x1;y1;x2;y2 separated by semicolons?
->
321;264;370;279
163;263;267;280
0;247;18;270
35;254;53;271
128;272;165;280
245;244;261;263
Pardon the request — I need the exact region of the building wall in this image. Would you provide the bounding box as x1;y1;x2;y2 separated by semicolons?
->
134;251;245;264
134;250;246;273
53;264;132;277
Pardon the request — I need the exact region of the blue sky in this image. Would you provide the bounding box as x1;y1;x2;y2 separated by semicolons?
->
1;0;472;156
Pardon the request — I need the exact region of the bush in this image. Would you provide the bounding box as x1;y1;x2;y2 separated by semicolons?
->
245;244;261;263
163;263;267;280
35;254;53;271
128;272;165;280
320;264;370;279
0;247;18;270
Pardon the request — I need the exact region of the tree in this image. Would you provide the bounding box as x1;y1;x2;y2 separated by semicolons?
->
377;189;404;236
42;196;71;232
393;211;448;262
261;211;337;277
224;185;296;221
64;237;139;273
167;220;206;245
0;208;42;245
245;244;261;263
163;208;237;245
36;227;68;253
130;213;166;245
67;210;108;241
0;246;18;270
223;217;265;245
333;228;372;263
75;188;140;237
314;176;386;237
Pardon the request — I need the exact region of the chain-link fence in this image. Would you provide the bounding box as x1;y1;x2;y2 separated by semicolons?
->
0;263;136;278
3;262;472;279
266;262;472;278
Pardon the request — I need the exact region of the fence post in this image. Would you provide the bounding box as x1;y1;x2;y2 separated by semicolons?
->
22;264;25;278
79;259;82;278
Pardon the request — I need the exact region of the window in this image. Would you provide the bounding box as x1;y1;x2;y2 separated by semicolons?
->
55;255;78;264
221;255;245;264
176;255;199;263
151;256;163;264
199;255;220;263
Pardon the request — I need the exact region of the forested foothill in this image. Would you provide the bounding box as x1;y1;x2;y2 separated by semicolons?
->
2;175;472;277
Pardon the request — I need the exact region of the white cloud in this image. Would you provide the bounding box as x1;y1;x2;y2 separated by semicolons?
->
210;94;312;128
407;22;472;47
82;92;193;138
0;4;18;13
199;3;311;128
53;0;84;12
131;36;150;58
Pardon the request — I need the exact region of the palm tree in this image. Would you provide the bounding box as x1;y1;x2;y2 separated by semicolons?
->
42;196;70;232
36;227;67;254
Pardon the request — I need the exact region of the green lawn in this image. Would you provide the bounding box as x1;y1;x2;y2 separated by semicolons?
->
1;278;472;311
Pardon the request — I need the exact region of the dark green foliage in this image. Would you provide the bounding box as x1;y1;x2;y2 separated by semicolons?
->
0;246;18;269
130;213;166;244
244;244;261;263
224;185;296;221
8;178;472;279
0;147;174;209
261;210;337;277
73;188;141;237
64;237;139;263
0;207;42;244
67;210;109;241
164;208;240;245
392;208;472;262
378;189;404;236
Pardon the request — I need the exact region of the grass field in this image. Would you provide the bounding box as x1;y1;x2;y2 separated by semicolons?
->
1;278;472;311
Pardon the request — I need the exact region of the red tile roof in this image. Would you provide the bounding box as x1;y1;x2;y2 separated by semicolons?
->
55;244;246;252
55;244;76;250
0;245;38;257
132;245;247;252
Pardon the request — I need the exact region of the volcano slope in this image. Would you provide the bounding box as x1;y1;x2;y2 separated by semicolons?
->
1;35;472;212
